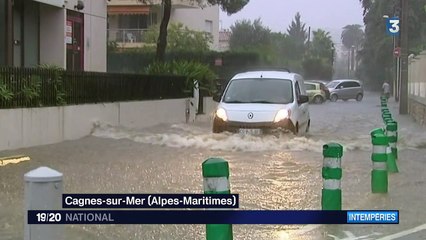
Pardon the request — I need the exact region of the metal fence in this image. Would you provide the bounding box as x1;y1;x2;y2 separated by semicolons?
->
0;67;190;109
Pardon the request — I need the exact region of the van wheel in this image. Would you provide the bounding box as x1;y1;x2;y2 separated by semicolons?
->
356;93;363;101
212;124;224;133
314;96;323;104
330;94;338;102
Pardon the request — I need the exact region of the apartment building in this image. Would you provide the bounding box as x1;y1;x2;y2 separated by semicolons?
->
107;0;219;50
0;0;107;72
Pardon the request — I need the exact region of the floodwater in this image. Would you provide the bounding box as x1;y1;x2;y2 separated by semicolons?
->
0;92;425;240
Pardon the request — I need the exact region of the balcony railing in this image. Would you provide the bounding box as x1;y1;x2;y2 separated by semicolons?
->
107;29;153;44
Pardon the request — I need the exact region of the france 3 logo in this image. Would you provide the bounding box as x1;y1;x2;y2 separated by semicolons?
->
386;17;400;36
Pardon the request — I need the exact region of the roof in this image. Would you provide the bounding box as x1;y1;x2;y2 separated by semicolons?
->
232;71;298;80
331;79;361;83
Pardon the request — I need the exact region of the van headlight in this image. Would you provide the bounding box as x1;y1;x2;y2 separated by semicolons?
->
274;109;290;122
215;108;228;121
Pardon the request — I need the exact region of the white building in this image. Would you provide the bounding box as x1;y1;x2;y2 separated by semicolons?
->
0;0;108;72
107;0;219;50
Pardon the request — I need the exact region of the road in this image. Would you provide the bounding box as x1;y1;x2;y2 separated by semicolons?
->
0;92;425;240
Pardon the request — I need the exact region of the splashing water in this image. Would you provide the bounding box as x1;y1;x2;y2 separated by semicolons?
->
90;122;389;153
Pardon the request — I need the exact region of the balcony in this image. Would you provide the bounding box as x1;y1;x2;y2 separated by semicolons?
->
107;0;198;8
107;28;155;48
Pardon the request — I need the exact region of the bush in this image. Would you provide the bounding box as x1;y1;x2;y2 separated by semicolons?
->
144;60;218;96
302;57;333;80
107;50;262;80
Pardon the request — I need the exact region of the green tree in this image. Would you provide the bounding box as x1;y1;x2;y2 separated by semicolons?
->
311;29;334;60
144;23;212;51
286;12;308;59
229;18;271;51
357;0;426;89
155;0;249;61
341;24;364;50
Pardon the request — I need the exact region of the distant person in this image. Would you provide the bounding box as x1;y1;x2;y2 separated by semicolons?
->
382;81;390;101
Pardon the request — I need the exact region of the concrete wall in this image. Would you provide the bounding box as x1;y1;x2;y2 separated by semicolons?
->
0;99;196;151
408;51;426;126
39;5;66;67
38;0;107;71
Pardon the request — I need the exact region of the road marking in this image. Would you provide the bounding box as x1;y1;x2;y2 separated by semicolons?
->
328;231;382;240
376;223;426;240
291;224;321;235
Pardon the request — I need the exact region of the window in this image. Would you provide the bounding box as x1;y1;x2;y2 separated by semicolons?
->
326;81;340;89
204;20;213;33
347;81;360;88
295;82;301;98
305;83;316;90
223;78;294;104
118;14;152;29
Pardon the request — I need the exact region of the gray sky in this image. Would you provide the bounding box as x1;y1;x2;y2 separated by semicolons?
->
219;0;365;44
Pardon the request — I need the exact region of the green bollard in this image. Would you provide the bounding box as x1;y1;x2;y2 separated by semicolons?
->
382;113;392;121
370;128;384;137
386;145;399;173
202;158;233;240
386;121;398;160
321;143;343;210
371;132;388;193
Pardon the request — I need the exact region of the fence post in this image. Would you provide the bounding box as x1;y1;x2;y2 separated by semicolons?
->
321;143;343;210
24;167;64;240
371;132;388;193
202;158;232;240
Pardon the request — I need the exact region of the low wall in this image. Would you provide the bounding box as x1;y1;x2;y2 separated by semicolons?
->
409;96;426;126
408;51;426;126
0;99;196;151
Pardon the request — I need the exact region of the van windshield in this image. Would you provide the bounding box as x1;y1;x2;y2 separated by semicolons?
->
223;78;294;104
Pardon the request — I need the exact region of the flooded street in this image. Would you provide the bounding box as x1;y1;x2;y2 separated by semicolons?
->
1;92;426;240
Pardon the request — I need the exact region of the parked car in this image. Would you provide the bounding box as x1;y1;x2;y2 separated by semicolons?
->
304;81;327;103
212;70;310;135
308;80;331;100
326;79;364;102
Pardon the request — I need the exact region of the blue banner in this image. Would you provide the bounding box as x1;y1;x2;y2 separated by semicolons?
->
28;210;399;224
63;194;238;208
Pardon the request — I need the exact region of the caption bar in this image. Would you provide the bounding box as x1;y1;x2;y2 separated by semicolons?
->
63;194;238;208
28;210;399;224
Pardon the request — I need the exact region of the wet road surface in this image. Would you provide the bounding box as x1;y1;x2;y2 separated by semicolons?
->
1;92;425;240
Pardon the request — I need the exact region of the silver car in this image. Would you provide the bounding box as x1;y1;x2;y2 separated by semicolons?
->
326;79;364;102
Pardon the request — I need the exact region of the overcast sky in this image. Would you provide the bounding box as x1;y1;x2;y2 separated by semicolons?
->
219;0;365;44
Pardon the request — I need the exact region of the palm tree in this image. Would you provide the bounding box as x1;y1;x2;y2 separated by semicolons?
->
341;24;365;50
311;29;334;59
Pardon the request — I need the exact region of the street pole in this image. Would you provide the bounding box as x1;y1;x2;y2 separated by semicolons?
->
347;51;350;78
399;0;408;114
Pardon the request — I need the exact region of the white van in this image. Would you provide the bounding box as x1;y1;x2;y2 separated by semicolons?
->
212;70;310;135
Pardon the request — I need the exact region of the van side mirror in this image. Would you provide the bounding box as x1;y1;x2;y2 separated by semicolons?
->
298;95;309;104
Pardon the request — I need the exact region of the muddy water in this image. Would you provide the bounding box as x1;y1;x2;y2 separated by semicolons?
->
1;93;425;240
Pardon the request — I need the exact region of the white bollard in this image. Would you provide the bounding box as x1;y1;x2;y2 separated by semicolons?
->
24;167;64;240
